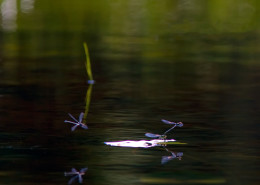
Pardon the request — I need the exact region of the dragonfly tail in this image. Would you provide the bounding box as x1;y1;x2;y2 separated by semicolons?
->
163;125;176;135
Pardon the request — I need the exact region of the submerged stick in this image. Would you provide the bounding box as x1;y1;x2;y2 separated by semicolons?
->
83;42;94;84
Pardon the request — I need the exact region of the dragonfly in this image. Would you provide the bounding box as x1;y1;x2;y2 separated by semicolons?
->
64;112;88;131
64;167;88;184
145;119;183;140
145;133;167;140
161;147;183;164
161;151;183;164
161;119;183;135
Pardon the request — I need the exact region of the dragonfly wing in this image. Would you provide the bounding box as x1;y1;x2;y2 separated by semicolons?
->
171;152;177;158
71;125;78;131
79;112;84;123
78;175;83;183
68;175;78;185
161;156;173;164
80;124;88;129
145;133;160;138
177;152;183;157
68;113;79;123
71;168;77;173
65;172;77;176
161;119;174;125
64;120;77;124
80;167;88;173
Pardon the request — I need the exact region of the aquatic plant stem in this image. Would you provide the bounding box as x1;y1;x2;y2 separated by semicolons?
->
83;42;94;81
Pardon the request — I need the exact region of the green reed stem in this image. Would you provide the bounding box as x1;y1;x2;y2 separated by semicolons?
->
83;42;94;81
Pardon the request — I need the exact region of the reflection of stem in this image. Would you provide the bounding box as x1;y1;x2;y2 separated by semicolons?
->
83;42;94;81
83;84;93;123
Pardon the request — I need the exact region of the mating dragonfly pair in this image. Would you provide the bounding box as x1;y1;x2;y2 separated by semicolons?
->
145;119;183;140
64;113;88;131
161;147;183;164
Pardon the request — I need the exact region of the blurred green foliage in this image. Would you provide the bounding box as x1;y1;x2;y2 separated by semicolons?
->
0;0;260;59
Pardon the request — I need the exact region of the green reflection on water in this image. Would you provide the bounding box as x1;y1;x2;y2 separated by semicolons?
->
1;0;260;59
140;177;226;184
83;84;93;123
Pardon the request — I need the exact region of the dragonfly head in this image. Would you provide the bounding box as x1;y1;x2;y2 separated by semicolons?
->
176;122;183;127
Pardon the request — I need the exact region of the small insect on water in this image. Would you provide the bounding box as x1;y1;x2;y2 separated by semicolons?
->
64;167;88;184
64;112;88;131
161;119;183;135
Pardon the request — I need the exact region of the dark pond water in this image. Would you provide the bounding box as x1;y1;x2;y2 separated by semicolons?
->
0;1;259;185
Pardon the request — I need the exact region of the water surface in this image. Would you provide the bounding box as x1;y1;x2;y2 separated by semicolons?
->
1;1;259;185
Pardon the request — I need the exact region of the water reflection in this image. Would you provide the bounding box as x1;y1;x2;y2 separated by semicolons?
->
161;148;183;165
64;167;88;185
1;0;17;31
0;1;259;185
20;0;34;14
0;0;34;31
105;140;183;166
83;84;93;123
105;139;176;148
